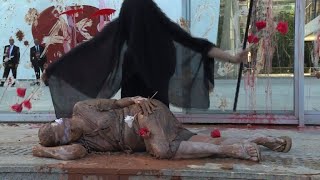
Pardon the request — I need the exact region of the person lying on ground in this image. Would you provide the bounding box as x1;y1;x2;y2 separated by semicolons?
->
33;97;292;162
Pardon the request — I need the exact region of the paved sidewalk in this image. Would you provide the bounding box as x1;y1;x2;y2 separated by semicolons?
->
1;123;320;180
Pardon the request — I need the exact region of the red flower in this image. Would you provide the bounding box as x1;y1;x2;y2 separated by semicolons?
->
248;34;259;44
22;99;32;109
255;20;267;31
276;21;288;35
211;129;221;138
16;88;27;98
139;128;150;138
11;103;23;113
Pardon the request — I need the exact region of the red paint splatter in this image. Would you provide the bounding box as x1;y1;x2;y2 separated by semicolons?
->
11;103;23;113
60;9;84;16
22;99;32;110
16;87;27;98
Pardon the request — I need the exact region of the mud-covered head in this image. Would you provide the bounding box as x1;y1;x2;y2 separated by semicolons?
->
38;123;56;146
38;118;72;147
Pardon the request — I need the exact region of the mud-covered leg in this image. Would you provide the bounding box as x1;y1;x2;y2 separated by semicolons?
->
32;144;88;160
174;141;261;162
189;133;292;153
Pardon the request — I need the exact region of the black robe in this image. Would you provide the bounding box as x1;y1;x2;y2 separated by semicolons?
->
46;0;216;118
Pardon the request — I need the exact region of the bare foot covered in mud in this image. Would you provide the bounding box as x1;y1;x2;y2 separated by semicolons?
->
222;143;261;162
249;134;292;153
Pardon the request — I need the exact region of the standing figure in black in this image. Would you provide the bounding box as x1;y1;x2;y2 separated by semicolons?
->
1;38;20;87
43;0;248;118
30;39;47;86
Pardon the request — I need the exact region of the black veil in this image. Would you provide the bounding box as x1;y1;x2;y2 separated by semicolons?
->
46;0;215;118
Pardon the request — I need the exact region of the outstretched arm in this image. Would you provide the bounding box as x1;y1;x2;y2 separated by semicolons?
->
147;0;248;64
32;144;87;160
148;1;213;54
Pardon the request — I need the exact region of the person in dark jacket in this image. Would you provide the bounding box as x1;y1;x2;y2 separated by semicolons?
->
1;38;20;87
30;39;47;86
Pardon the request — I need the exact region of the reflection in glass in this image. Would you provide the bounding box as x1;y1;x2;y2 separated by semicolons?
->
304;0;320;112
186;0;295;114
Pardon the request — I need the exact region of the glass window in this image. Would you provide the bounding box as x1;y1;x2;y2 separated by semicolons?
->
0;0;296;119
183;0;295;114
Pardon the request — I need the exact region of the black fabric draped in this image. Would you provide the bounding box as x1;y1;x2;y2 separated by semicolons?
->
46;0;216;118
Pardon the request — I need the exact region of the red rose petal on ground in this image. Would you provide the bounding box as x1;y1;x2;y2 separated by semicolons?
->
255;20;267;31
16;88;27;98
22;99;32;109
211;129;221;138
11;103;23;113
276;21;289;35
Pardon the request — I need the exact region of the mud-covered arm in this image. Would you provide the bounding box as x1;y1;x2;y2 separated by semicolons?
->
86;98;135;110
114;97;135;108
115;97;157;115
76;97;154;113
32;144;87;160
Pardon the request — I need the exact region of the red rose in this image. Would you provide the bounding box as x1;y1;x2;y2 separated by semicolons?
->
16;87;27;98
248;34;259;44
276;21;288;35
22;99;32;109
139;128;150;138
255;20;266;31
11;103;23;113
211;129;221;138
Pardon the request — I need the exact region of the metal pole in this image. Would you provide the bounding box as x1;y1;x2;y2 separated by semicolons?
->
233;0;254;112
294;0;305;127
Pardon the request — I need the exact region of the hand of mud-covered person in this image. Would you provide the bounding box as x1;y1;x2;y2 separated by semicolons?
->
131;96;157;115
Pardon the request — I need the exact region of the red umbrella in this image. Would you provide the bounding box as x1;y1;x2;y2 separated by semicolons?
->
90;8;116;18
60;8;83;16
